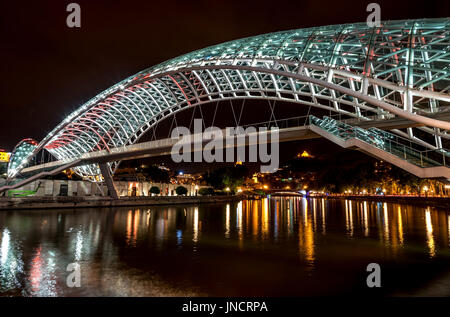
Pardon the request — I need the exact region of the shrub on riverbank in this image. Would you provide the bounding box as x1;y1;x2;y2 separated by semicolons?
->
199;187;215;196
176;186;188;196
149;186;160;196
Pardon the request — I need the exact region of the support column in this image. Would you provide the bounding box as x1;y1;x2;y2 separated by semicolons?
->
99;163;119;199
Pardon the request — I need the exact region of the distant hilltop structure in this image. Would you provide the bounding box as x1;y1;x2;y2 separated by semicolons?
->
297;151;314;158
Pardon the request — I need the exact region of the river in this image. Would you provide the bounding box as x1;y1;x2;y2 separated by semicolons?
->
0;197;449;296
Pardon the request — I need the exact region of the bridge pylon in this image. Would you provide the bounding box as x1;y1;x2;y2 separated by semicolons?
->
99;163;119;199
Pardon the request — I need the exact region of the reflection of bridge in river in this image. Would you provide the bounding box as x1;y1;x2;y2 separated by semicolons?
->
0;197;449;295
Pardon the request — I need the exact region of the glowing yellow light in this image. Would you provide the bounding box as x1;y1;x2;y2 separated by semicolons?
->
398;207;404;246
0;152;10;163
225;187;230;192
225;204;230;238
193;207;199;243
425;208;435;257
263;185;268;189
237;188;242;193
298;151;311;158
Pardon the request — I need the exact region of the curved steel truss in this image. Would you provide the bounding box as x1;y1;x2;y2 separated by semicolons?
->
13;18;450;180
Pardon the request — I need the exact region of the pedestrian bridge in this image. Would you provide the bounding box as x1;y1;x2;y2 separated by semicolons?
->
2;114;449;197
3;18;450;196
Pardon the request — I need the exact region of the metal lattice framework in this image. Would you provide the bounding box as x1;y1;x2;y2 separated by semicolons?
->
7;139;38;178
13;18;450;181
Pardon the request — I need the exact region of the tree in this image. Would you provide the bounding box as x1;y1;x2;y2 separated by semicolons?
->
203;165;250;190
138;165;170;183
0;163;7;177
149;186;160;196
176;185;188;196
198;187;214;196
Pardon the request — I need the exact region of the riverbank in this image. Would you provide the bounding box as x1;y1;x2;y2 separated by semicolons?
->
0;195;244;210
322;194;450;209
2;193;449;211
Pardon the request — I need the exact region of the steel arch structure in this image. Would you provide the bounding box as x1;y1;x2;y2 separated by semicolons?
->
9;18;450;181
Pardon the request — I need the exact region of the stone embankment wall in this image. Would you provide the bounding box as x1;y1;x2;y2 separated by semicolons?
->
0;195;243;210
4;179;206;197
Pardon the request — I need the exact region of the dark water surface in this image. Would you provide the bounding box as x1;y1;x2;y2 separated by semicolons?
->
0;197;449;296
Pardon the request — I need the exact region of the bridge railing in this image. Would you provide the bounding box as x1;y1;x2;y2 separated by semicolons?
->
240;111;400;131
240;115;309;130
309;115;449;168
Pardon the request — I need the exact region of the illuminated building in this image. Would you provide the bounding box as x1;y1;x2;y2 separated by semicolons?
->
0;149;10;163
297;151;313;158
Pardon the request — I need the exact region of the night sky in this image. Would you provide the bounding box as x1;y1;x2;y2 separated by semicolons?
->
1;0;448;157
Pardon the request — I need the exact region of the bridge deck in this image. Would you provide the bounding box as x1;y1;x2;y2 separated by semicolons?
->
19;111;450;176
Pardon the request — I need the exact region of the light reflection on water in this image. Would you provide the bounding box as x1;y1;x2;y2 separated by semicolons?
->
0;197;449;296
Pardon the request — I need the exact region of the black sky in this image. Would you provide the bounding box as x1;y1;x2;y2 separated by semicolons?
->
1;0;448;151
